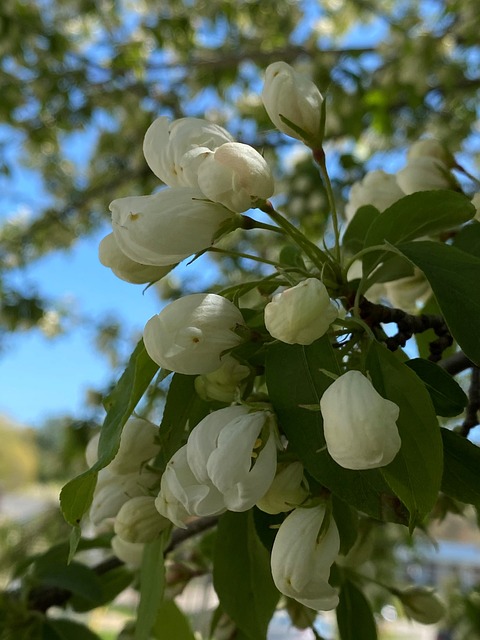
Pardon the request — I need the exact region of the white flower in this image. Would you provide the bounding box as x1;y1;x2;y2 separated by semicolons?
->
143;116;233;187
383;269;431;313
143;293;245;375
110;188;235;266
90;467;159;526
155;444;226;529
264;278;337;345
99;233;174;284
320;370;401;470
256;462;309;514
114;496;170;543
197;142;274;212
187;406;278;511
345;170;405;222
397;586;445;625
194;356;250;402
407;139;453;167
262;62;324;145
396;157;455;194
271;506;340;611
111;535;145;568
110;416;160;475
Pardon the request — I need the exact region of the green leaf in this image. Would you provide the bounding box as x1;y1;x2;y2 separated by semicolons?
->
405;358;467;417
366;342;443;528
337;580;378;640
42;619;101;640
71;565;133;612
151;599;196;640
453;220;480;257
32;556;103;604
362;191;475;273
135;533;168;640
213;510;279;640
441;429;480;509
60;339;158;528
342;205;380;255
396;241;480;366
265;339;409;524
156;373;211;471
332;496;359;556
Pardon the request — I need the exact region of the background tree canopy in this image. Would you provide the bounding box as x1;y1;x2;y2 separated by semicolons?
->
1;1;480;639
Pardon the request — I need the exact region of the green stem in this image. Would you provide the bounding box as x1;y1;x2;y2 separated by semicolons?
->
313;147;341;263
208;246;283;268
343;244;396;275
241;216;286;234
258;201;331;271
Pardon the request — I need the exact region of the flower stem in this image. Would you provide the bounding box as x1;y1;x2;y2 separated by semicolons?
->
313;147;341;264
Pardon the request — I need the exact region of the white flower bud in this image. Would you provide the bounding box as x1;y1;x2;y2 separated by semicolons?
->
397;586;445;624
472;193;480;221
111;535;144;568
109;417;160;475
320;370;401;470
186;405;278;512
197;142;274;212
256;462;309;514
383;269;431;313
155;444;226;529
396;157;455;194
99;233;174;284
194;356;250;403
90;467;159;526
345;170;405;221
114;496;170;543
264;278;337;345
110;188;235;266
143;293;245;375
262;62;324;145
143;116;233;187
271;506;340;611
85;432;100;468
407;139;453;167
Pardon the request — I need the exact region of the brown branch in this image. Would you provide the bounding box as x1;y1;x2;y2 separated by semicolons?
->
25;516;219;614
438;351;474;376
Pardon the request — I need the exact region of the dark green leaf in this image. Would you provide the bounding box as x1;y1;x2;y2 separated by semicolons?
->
441;429;480;509
367;342;443;528
156;373;211;471
135;533;168;640
151;599;195;640
396;241;480;366
60;339;158;528
405;358;467;417
414;294;456;361
343;205;380;255
33;559;103;604
213;510;279;640
337;580;378;640
42;619;101;640
332;496;359;556
363;191;475;273
71;566;133;612
252;506;285;552
453;221;480;257
266;339;408;524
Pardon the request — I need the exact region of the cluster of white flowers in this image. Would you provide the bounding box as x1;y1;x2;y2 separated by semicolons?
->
91;61;450;618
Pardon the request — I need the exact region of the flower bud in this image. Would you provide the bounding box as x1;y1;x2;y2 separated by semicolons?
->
271;506;340;611
345;170;405;222
155;444;226;529
264;278;337;345
143;293;245;375
197;142;274;212
111;535;144;569
472;193;480;221
186;405;278;512
396;157;455;194
256;462;309;514
194;356;250;403
397;586;445;624
110;188;235;266
320;370;401;470
262;62;324;145
109;416;160;475
114;496;170;543
383;269;431;313
99;233;174;284
143;116;233;187
407;139;453;167
89;467;159;526
85;432;100;468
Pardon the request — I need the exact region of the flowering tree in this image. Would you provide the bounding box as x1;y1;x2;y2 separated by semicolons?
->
2;2;480;639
